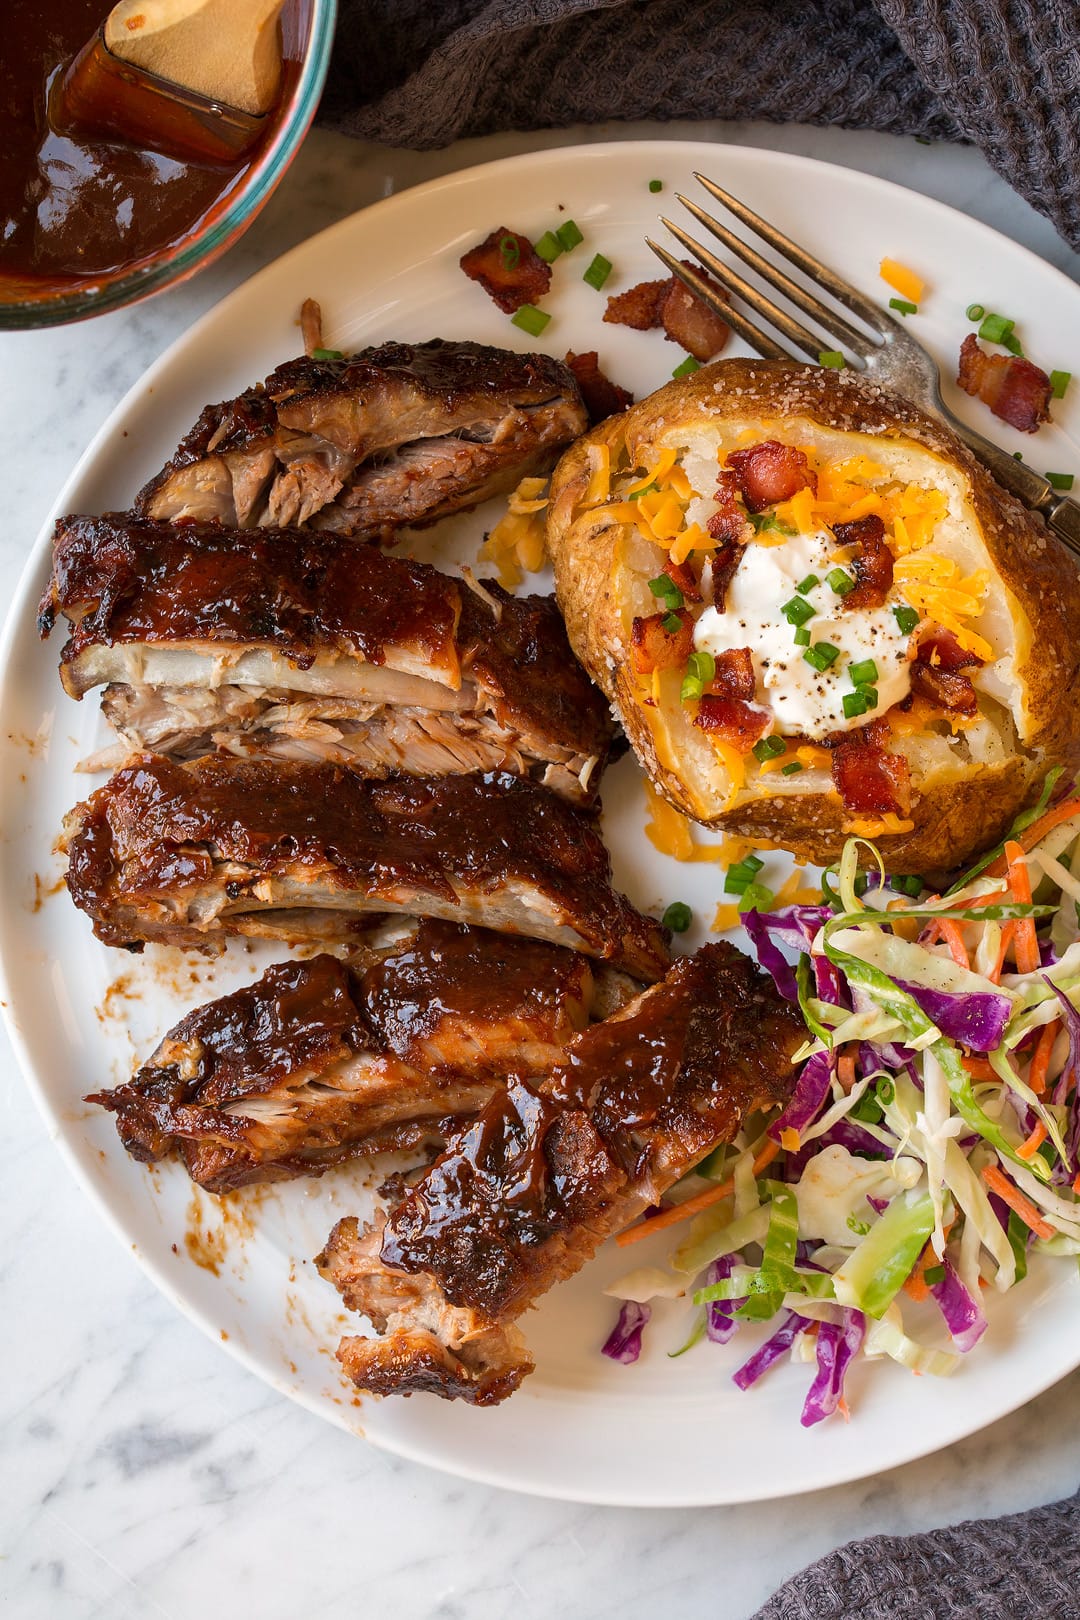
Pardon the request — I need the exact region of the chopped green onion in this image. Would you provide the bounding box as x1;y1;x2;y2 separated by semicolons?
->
890;873;923;897
781;760;804;775
749;511;795;536
803;641;841;672
499;233;521;271
511;304;551;336
724;855;764;894
889;298;918;316
661;611;683;634
583;253;613;290
781;595;816;627
629;480;658;502
875;1076;896;1106
533;230;563;263
556;219;583;252
753;735;787;762
662;901;692;932
1014;450;1024;460
1049;369;1071;399
842;690;872;719
686;649;715;685
648;572;684;610
846;1213;871;1237
849;658;879;686
1002;331;1024;357
311;348;344;361
793;626;811;646
893;604;920;635
738;881;774;914
648;179;663;193
965;302;985;322
1007;1211;1029;1283
796;573;820;594
818;350;846;370
1046;471;1075;491
850;1091;884;1124
826;567;856;596
978;312;1014;344
923;1265;946;1288
672;355;701;379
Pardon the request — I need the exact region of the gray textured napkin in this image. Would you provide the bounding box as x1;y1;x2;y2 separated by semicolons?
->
319;0;1080;250
751;1488;1080;1618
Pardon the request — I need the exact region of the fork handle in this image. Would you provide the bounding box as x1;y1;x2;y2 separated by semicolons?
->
950;418;1080;562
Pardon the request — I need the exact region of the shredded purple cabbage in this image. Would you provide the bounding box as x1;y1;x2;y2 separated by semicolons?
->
800;1309;865;1426
602;1301;650;1364
742;908;800;1002
893;978;1012;1053
1045;980;1080;1171
768;1049;833;1143
732;1311;808;1390
704;1255;745;1344
930;1256;987;1353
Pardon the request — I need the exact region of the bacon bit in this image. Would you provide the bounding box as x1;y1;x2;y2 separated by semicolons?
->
459;227;552;314
659;268;730;361
630;608;694;674
832;738;911;816
564;350;633;425
604;261;730;361
664;559;702;602
694;694;769;753
957;333;1052;434
710;646;756;701
300;298;323;357
916;628;982;672
830;513;894;611
707;469;752;545
910;662;978;715
708;538;747;612
725;441;816;513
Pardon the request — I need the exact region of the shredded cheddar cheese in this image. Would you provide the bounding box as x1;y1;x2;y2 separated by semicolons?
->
643;780;695;859
879;258;925;303
479;474;551;587
844;814;916;836
584;443;611;504
712;902;743;932
780;1127;802;1153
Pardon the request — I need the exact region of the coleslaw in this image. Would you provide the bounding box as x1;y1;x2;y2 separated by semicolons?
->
604;772;1080;1425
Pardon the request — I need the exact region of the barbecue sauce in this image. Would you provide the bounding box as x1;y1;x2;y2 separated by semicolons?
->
0;0;303;300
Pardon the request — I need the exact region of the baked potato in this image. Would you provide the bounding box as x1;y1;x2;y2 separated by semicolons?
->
547;358;1080;871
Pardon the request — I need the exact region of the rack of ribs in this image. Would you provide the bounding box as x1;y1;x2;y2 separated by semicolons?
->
133;339;587;539
61;756;671;980
87;922;637;1192
316;942;803;1404
39;514;614;802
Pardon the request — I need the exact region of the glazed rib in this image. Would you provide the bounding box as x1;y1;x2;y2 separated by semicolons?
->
61;757;671;980
38;514;614;802
134;339;587;540
87;923;633;1192
317;943;803;1404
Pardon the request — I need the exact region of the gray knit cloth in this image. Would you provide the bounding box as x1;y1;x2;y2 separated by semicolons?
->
319;0;1080;250
751;1489;1080;1618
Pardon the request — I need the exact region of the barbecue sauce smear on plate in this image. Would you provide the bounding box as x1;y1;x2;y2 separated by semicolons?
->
0;0;302;299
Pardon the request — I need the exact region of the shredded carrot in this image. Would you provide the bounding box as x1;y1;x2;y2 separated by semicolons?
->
837;1049;857;1094
615;1140;781;1246
1073;1170;1080;1196
1005;840;1040;973
988;922;1014;985
1017;1120;1049;1160
962;1056;996;1081
983;798;1080;877
1028;1019;1060;1097
904;1219;955;1301
981;1163;1055;1240
936;917;970;970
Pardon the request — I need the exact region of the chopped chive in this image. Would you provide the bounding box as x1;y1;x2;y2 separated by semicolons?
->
965;303;985;322
649;179;664;193
893;604;920;635
311;347;344;360
978;312;1014;344
583;253;613;290
923;1265;947;1288
781;595;816;627
511;304;551;336
781;760;804;775
556;219;583;252
803;641;840;672
738;881;774;913
818;350;845;370
793;626;811;646
661;611;684;634
826;567;856;596
672;355;701;379
889;298;918;316
662;901;692;932
499;233;521;271
842;690;871;719
1050;369;1071;399
1047;471;1075;491
796;573;820;594
1002;331;1024;357
648;572;684;610
534;230;564;263
753;735;787;762
849;658;879;686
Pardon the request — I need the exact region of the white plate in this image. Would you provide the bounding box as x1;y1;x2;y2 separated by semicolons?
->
4;140;1080;1507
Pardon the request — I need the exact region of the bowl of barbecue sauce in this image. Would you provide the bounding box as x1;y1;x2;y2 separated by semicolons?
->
1;0;335;328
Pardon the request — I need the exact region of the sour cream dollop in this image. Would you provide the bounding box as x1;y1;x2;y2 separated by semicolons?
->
693;530;913;738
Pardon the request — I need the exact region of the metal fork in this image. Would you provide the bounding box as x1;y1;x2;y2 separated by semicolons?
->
647;173;1080;559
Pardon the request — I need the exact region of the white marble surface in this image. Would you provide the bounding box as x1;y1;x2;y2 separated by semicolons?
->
3;119;1080;1620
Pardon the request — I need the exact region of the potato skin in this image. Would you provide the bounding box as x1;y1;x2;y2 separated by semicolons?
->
547;358;1080;873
